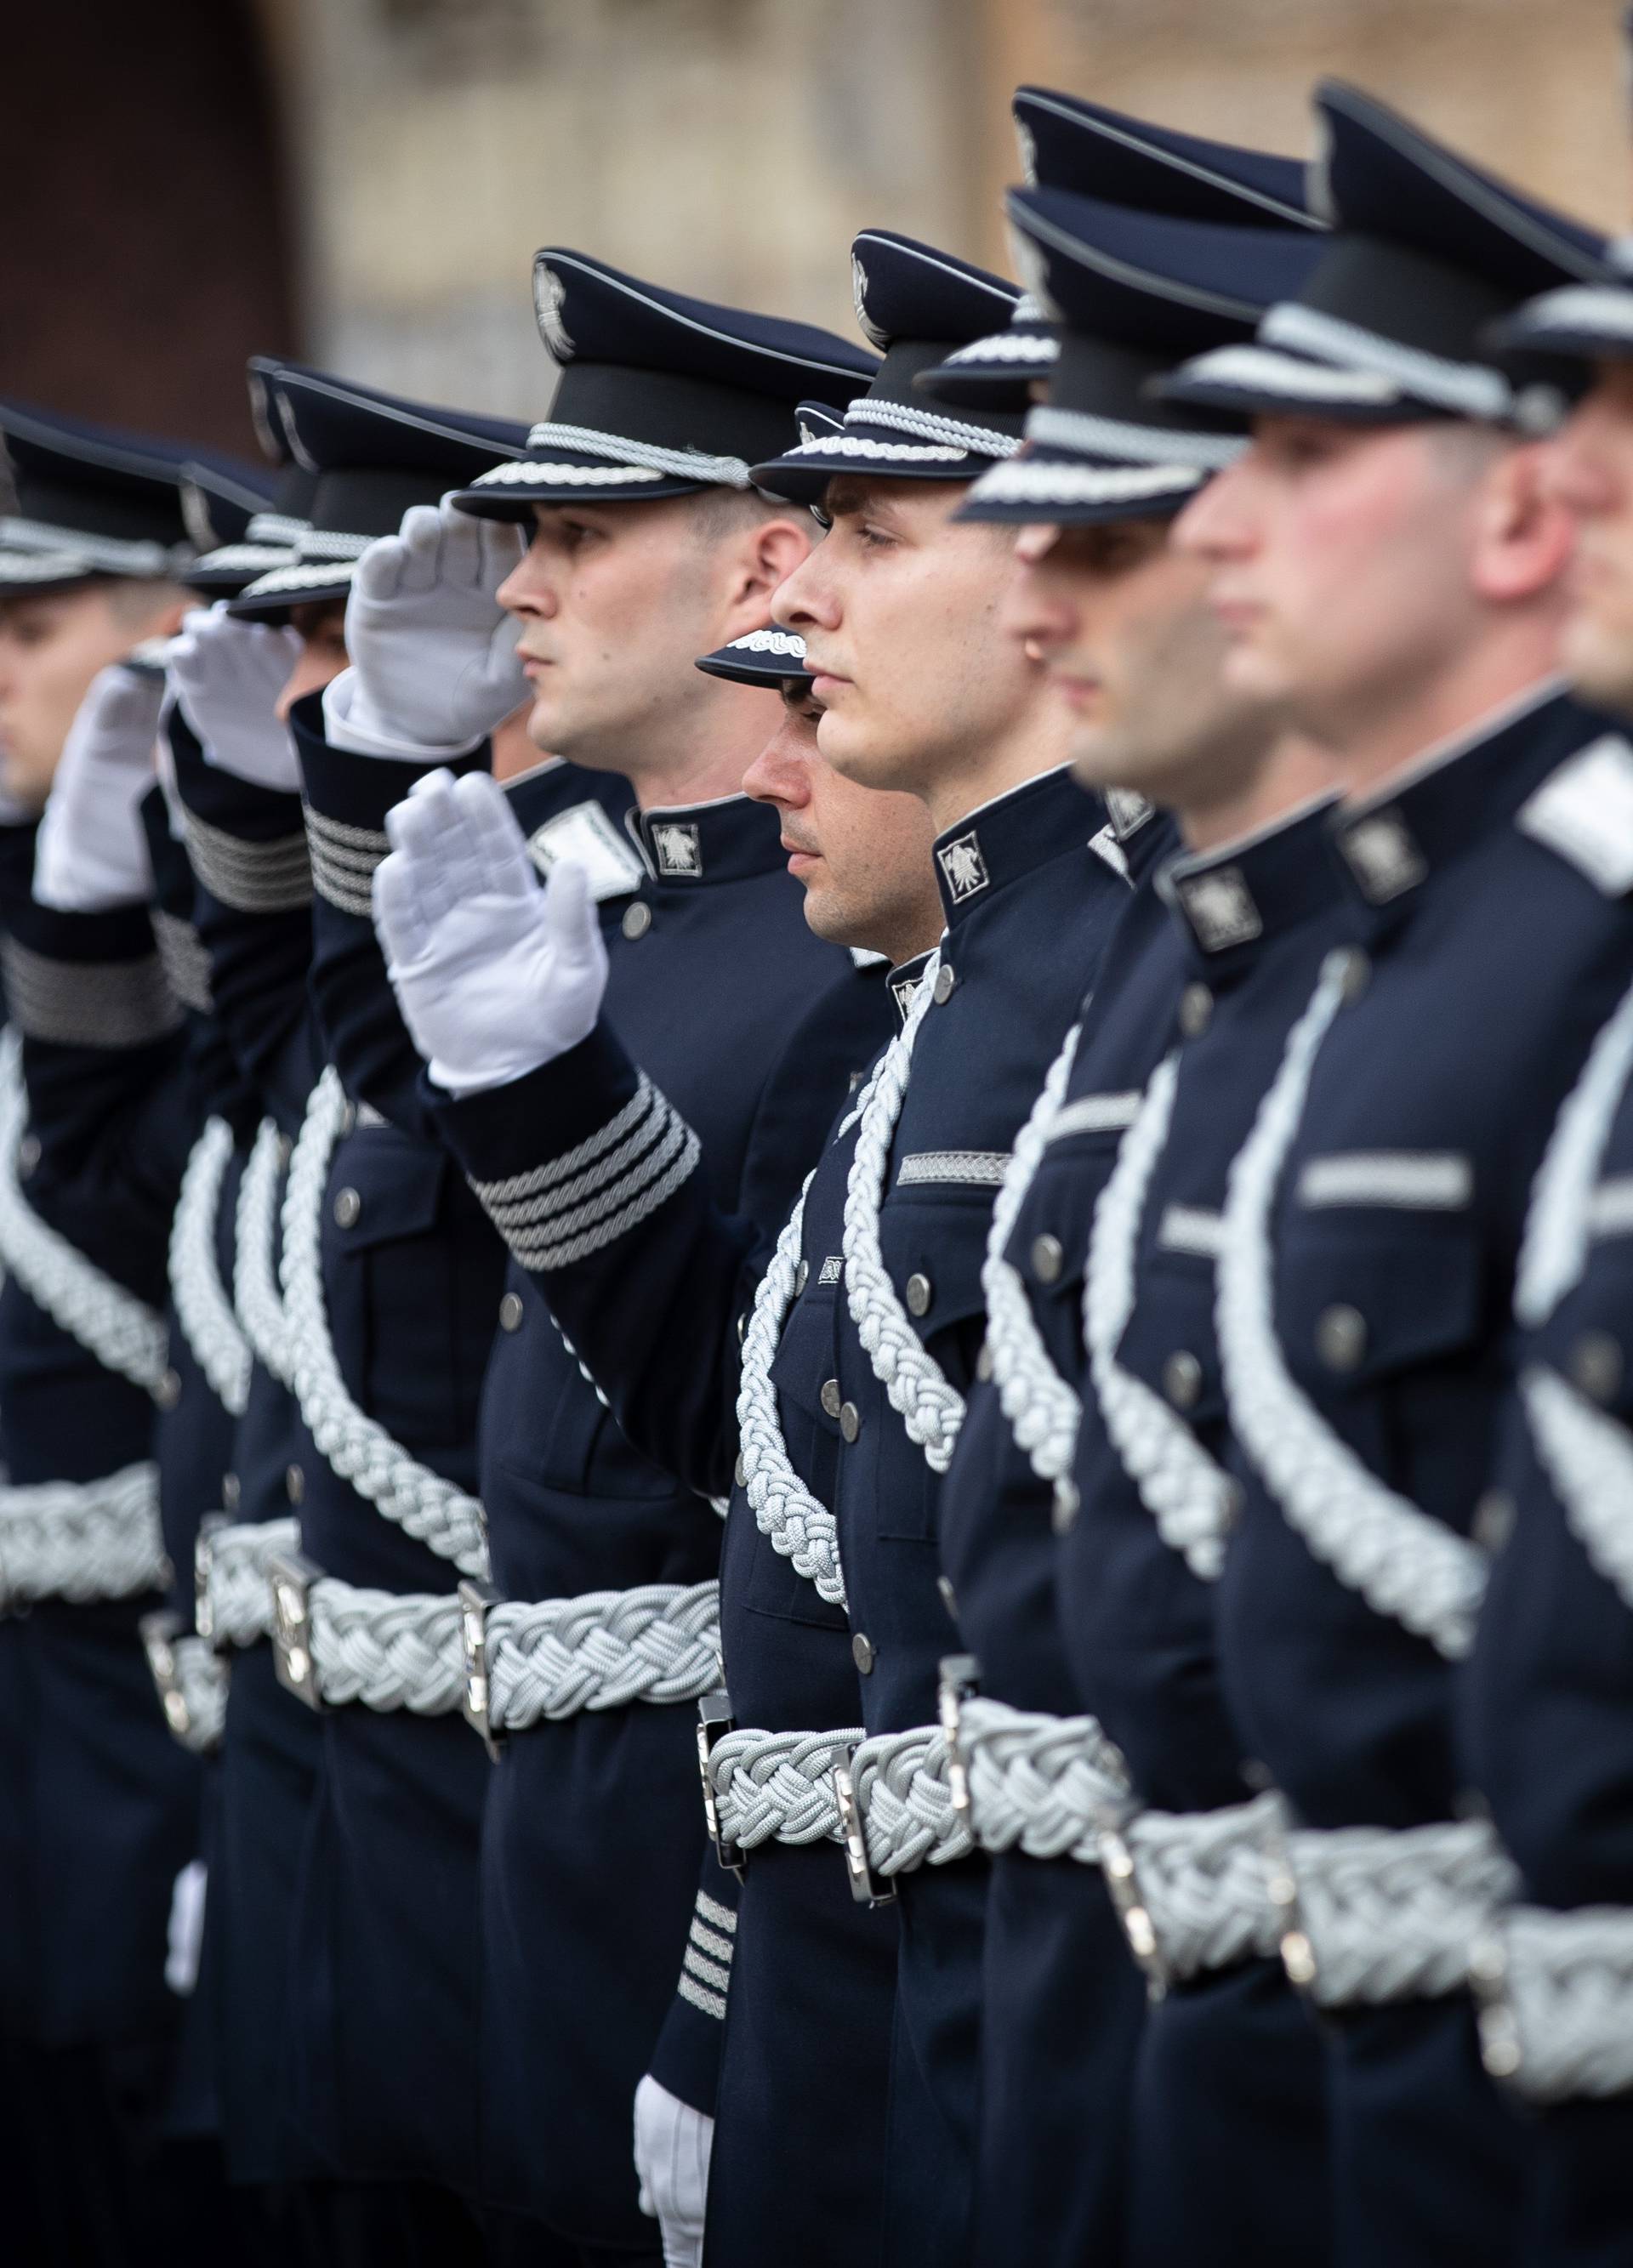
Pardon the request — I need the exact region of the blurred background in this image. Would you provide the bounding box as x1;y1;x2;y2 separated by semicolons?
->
4;0;1631;458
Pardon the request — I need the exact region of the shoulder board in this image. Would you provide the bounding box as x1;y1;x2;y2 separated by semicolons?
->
1516;735;1633;895
524;799;646;902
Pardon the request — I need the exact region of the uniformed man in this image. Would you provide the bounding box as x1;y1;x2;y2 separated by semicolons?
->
1158;82;1633;2268
299;253;880;2265
370;228;1126;2265
0;404;215;2260
934;173;1340;2263
1449;215;1633;2268
165;361;549;2264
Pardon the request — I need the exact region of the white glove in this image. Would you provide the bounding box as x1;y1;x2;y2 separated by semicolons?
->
374;767;607;1097
32;662;164;912
325;501;528;760
634;2074;712;2268
167;604;302;793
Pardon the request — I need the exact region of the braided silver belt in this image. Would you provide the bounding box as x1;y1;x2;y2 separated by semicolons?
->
195;1515;300;1648
0;1461;167;1611
1095;1793;1285;1995
1473;1902;1633;2103
697;1691;976;1906
140;1611;228;1754
1269;1814;1520;2009
266;1560;721;1734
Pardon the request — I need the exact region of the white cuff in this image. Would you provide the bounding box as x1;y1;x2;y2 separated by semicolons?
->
322;669;486;766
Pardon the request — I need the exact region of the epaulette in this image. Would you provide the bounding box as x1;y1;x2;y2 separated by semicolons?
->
1516;735;1633;895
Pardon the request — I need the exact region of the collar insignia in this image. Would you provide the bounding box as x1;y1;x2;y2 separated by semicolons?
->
818;1254;843;1285
937;829;989;904
651;821;703;878
1176;864;1262;952
1338;808;1427;903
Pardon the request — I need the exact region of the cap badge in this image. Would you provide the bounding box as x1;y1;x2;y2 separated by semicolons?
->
651;821;703;878
179;482;218;553
852;253;888;350
1178;866;1262;952
1014;117;1038;186
937;831;989;904
534;265;573;361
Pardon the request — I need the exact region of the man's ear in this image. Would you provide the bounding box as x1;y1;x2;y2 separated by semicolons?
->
1474;441;1578;605
732;514;815;615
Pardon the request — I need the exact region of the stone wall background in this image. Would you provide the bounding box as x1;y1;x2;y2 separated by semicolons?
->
2;0;1628;453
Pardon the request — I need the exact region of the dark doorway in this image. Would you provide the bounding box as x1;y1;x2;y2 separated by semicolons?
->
0;0;298;458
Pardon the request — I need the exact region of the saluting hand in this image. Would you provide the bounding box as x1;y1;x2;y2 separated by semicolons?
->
374;767;608;1095
32;659;166;912
167;604;303;793
326;500;528;759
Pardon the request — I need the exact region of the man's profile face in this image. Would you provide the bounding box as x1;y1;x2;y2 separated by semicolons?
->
771;478;1043;800
742;678;936;954
1546;361;1633;715
274;600;350;721
0;582;167;809
498;496;743;767
1175;415;1494;744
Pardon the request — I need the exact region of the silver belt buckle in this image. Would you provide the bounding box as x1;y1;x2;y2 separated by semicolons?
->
1260;1812;1317;1994
833;1743;894;1908
937;1652;981;1818
1096;1806;1169;2000
458;1578;504;1760
696;1689;745;1881
194;1513;225;1647
139;1609;195;1745
267;1549;325;1709
1468;1929;1523;2084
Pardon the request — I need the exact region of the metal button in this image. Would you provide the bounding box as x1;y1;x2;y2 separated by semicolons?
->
820;1378;843;1419
936;1574;958;1618
794;1259;809;1295
932;964;957;1006
498;1292;524;1333
154;1367;182;1412
735;1453;747;1489
339;1101;357;1139
286;1462;305;1507
333;1186;361;1229
1241;1757;1274;1793
1178;982;1213;1039
839;1401;861;1444
1472;1489;1516;1555
1571;1330;1623;1407
622;901;652;941
1051;1476;1079;1536
905;1272;933;1318
851;1632;875;1675
1031;1233;1064;1285
976;1340;993;1384
1315;1303;1368;1373
17;1134;39;1176
1162;1350;1203;1411
1220;1478;1243;1535
222;1472;241;1513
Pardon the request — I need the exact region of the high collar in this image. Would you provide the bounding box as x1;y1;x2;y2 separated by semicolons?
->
1159;791;1343;981
623;789;788;889
930;765;1101;929
1325;678;1579;932
885;949;936;1027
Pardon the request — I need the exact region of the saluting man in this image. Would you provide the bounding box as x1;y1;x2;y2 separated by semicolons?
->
302;251;879;2265
1161;82;1633;2268
0;406;207;2261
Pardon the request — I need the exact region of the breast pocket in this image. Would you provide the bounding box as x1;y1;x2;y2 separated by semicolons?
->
1277;1212;1489;1487
321;1128;477;1449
